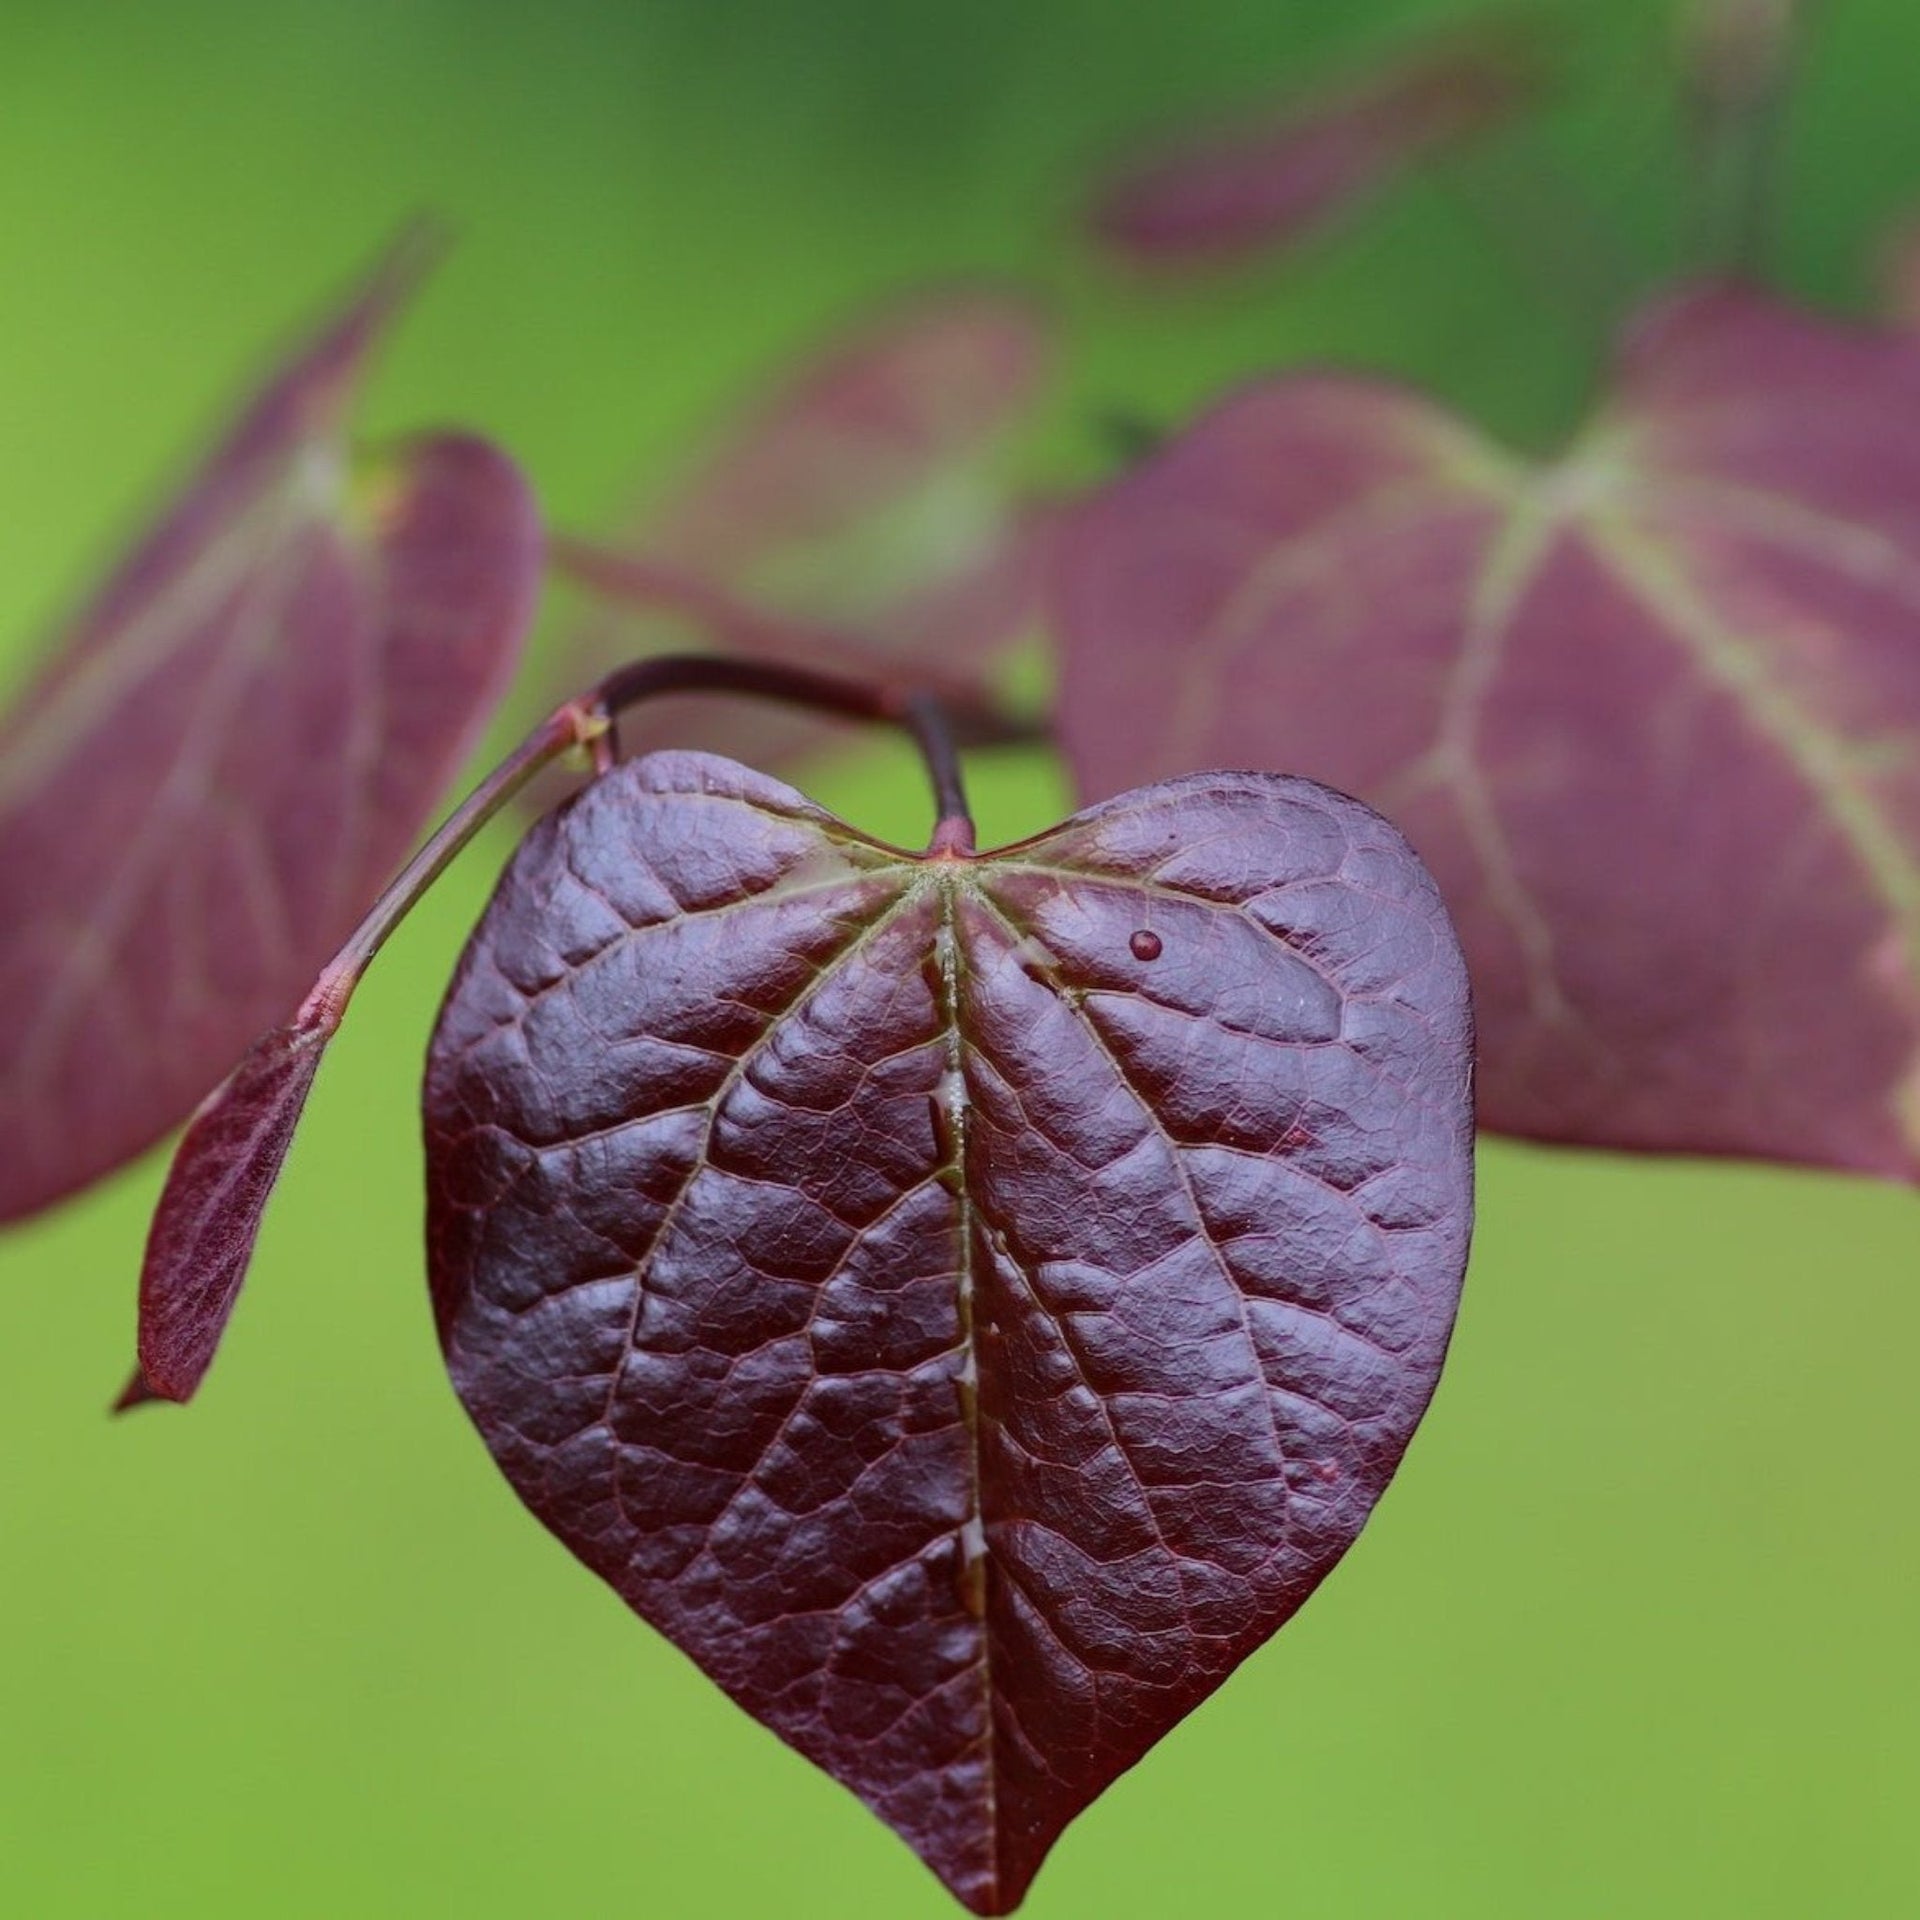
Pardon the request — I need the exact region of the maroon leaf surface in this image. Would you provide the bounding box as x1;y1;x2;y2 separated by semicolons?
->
133;1013;333;1401
558;293;1049;773
424;752;1473;1911
1086;19;1544;274
0;241;543;1222
1056;283;1920;1178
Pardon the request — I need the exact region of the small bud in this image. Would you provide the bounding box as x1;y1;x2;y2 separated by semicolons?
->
1682;0;1802;113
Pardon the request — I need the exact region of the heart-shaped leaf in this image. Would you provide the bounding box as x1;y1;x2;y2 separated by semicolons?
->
1056;284;1920;1178
423;752;1473;1912
557;292;1049;772
0;236;543;1222
1085;18;1545;275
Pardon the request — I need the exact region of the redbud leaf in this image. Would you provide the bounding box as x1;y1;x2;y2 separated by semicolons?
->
1057;284;1920;1177
559;293;1048;771
133;1015;331;1402
0;241;543;1223
424;752;1473;1913
1086;19;1544;274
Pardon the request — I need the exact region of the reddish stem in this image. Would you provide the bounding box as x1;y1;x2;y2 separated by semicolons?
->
295;652;988;1030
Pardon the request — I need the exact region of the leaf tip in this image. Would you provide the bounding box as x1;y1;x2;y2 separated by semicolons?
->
370;211;455;303
110;1366;169;1416
290;216;451;436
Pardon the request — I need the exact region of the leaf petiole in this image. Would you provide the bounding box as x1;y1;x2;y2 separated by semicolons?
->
590;652;980;851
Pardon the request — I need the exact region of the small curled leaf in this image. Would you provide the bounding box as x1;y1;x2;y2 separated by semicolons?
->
133;1012;334;1402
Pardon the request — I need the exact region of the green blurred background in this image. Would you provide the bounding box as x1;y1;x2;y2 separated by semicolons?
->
2;0;1917;1913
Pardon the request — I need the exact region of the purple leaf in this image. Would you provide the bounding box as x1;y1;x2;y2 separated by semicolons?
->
0;237;543;1223
134;1008;334;1401
1086;19;1545;274
424;751;1473;1912
1056;283;1920;1179
557;293;1049;772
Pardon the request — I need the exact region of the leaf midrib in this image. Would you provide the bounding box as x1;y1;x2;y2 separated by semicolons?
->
928;868;1000;1908
1415;417;1920;1119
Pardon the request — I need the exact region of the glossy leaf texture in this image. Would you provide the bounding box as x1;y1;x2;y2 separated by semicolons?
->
556;293;1049;772
1057;284;1920;1178
1085;18;1544;274
0;241;543;1222
424;752;1474;1913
